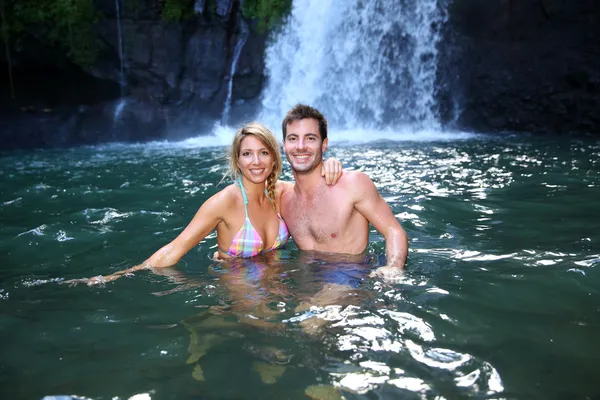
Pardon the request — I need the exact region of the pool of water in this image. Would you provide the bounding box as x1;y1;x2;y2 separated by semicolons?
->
1;134;599;399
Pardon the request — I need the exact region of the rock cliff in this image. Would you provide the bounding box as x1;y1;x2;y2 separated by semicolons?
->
0;0;266;148
441;0;600;134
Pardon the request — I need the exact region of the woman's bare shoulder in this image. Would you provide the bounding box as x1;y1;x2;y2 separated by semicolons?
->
204;183;241;210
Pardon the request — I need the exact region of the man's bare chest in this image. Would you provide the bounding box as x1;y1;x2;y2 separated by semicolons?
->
282;193;351;243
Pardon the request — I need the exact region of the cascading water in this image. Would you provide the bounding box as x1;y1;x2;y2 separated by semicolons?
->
114;0;126;122
221;19;250;125
259;0;448;132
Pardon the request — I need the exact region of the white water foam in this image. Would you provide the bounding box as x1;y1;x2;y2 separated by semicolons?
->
258;0;449;131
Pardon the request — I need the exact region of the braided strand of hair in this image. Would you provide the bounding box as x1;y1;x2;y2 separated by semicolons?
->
266;171;277;212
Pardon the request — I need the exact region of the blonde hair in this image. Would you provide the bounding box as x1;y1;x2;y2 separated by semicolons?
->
226;122;282;210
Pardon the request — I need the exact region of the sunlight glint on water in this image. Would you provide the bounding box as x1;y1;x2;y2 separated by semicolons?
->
1;136;600;399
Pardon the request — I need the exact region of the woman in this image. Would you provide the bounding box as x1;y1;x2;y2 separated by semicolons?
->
66;122;342;286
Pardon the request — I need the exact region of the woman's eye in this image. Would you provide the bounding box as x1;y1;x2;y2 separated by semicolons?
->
262;151;269;156
242;152;250;156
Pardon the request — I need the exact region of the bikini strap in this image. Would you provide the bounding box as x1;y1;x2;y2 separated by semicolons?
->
237;178;272;215
237;178;249;218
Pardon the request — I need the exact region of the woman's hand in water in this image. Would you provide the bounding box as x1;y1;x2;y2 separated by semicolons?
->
62;264;150;287
321;158;343;185
63;273;121;287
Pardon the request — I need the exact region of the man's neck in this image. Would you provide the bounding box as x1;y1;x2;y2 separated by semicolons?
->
292;163;325;197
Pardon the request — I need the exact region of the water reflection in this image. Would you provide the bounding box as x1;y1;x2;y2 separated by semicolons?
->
2;137;600;398
162;252;507;398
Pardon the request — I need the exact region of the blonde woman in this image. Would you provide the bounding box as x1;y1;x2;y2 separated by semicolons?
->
67;122;342;286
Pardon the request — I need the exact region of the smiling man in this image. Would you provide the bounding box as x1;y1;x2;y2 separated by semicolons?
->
277;104;408;281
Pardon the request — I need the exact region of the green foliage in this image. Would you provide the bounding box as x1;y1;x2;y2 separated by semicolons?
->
2;0;100;66
242;0;292;33
161;0;195;22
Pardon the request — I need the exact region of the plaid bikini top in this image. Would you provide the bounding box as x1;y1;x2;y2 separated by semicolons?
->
221;179;289;258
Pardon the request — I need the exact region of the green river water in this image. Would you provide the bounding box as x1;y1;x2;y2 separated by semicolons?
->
1;133;599;399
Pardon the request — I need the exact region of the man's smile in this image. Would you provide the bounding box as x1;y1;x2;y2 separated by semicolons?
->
291;153;312;162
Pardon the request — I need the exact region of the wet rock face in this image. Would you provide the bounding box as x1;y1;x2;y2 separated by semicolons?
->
215;0;235;18
92;0;261;127
442;0;600;134
0;0;266;149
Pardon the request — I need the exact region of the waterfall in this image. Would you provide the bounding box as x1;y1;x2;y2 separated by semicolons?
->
221;19;250;125
258;0;448;132
114;0;126;122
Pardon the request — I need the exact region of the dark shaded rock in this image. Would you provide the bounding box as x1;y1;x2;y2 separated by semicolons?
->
194;0;206;14
0;98;166;150
441;0;600;134
233;29;267;100
76;98;166;144
0;0;268;149
215;0;235;18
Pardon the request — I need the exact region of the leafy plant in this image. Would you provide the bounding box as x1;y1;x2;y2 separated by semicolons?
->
242;0;292;33
161;0;195;22
2;0;100;66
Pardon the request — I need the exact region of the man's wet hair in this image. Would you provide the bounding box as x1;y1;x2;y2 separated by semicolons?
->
282;104;328;140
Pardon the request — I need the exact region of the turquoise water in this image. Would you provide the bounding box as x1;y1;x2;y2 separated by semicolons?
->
1;134;599;399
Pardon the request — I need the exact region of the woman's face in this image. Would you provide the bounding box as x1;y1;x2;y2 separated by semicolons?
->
237;135;274;185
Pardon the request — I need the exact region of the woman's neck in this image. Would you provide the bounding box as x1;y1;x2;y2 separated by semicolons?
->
239;177;268;203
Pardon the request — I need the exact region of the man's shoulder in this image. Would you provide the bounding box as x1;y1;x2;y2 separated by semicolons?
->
276;180;295;195
333;171;379;204
338;170;374;188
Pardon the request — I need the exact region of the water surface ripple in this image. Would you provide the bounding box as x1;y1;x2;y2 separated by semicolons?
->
1;136;599;399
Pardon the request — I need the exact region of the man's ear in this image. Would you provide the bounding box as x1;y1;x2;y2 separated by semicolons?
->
322;138;328;153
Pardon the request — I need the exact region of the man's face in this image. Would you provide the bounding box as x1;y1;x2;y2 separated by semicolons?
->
283;118;328;174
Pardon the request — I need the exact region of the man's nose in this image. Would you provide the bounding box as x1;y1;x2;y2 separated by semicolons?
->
297;137;306;149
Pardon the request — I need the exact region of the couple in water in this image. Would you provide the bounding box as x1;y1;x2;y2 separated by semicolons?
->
69;104;408;286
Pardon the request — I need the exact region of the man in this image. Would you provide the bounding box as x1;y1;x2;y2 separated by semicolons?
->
277;104;408;282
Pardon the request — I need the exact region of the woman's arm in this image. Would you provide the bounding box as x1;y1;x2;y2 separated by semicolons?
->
65;189;232;286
